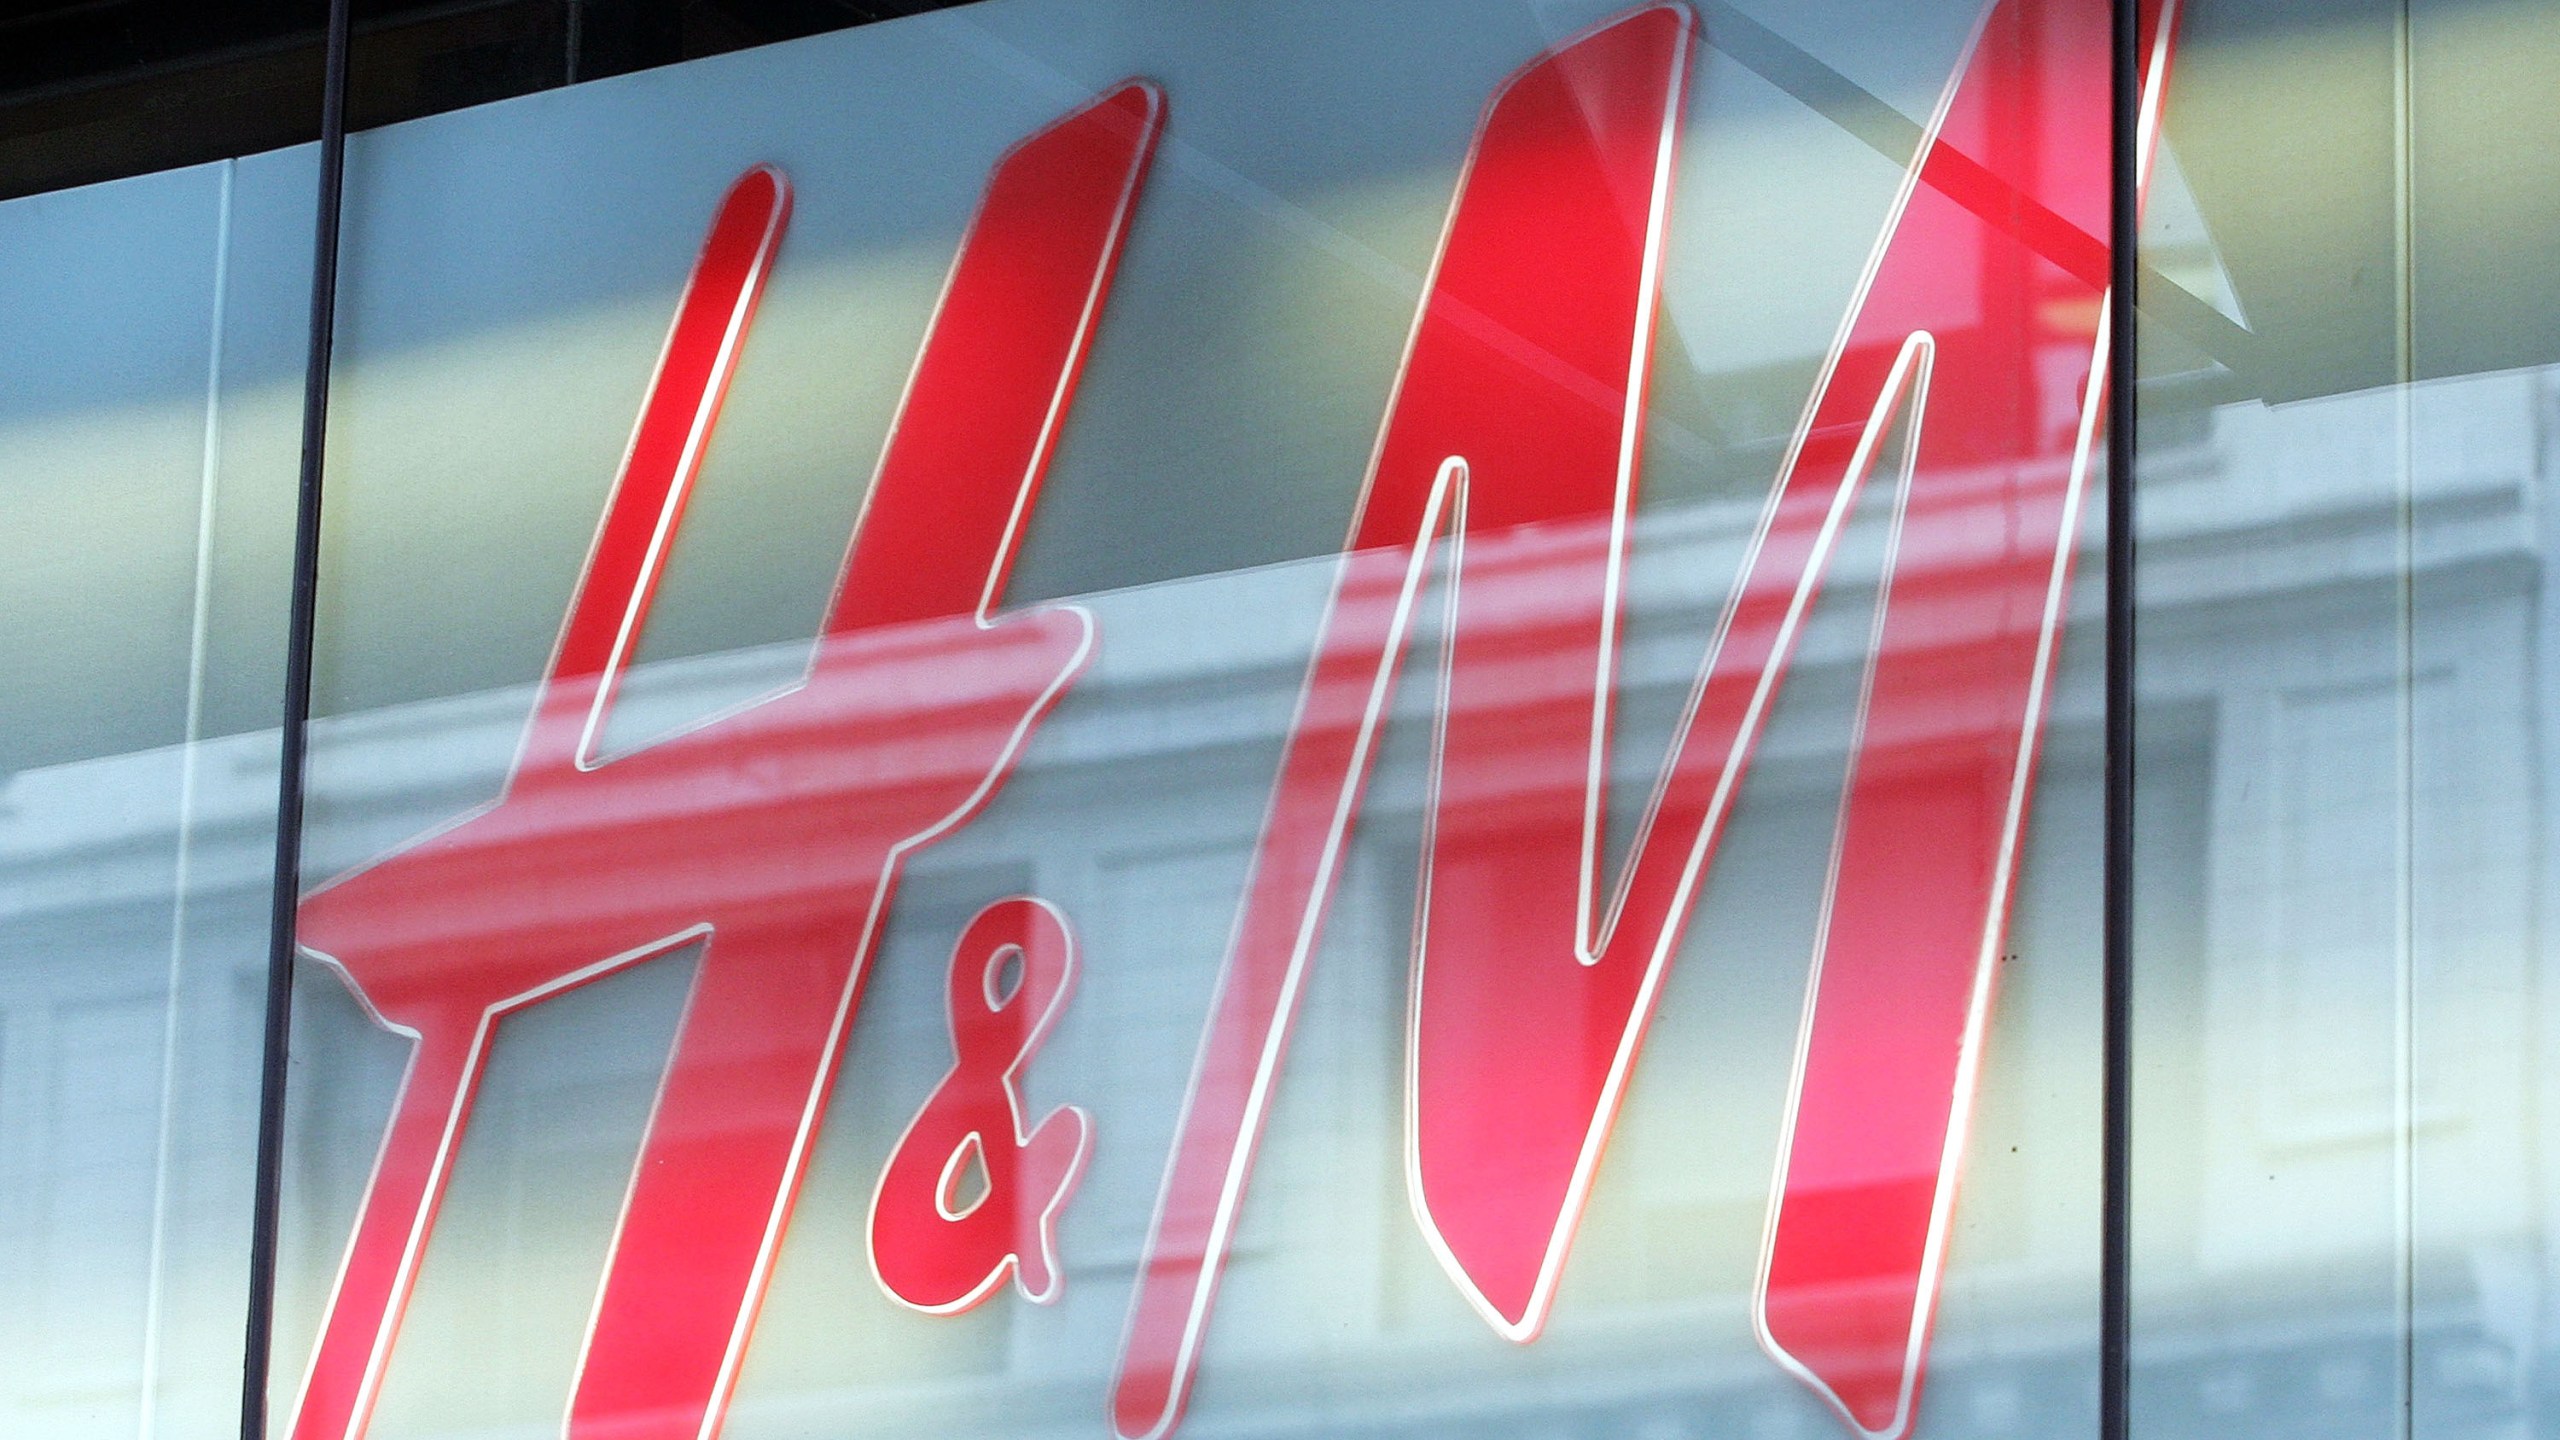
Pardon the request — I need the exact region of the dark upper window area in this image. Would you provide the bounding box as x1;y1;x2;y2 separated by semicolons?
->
0;0;973;201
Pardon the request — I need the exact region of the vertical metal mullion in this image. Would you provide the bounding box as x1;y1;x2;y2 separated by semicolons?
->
2101;0;2141;1437
240;2;353;1435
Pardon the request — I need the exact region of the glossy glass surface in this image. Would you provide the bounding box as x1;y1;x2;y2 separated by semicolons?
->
2131;1;2560;1436
277;2;2116;1438
0;148;314;1434
19;0;2560;1438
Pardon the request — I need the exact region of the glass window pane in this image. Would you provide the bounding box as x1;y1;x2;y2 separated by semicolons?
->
0;147;314;1436
2134;1;2560;1436
283;3;2116;1438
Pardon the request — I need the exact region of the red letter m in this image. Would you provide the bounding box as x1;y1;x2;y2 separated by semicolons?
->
1116;2;2174;1437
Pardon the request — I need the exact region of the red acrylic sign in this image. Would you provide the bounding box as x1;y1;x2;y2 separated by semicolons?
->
290;84;1161;1440
869;895;1091;1314
285;2;2180;1438
1117;1;2174;1435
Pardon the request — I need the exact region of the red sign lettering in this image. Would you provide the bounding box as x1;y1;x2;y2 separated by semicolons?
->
288;1;2186;1435
869;896;1091;1313
1111;3;2176;1439
289;83;1161;1440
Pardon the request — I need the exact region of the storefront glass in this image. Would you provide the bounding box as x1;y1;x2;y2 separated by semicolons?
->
2131;1;2560;1437
14;0;2560;1438
276;1;2115;1437
0;148;315;1434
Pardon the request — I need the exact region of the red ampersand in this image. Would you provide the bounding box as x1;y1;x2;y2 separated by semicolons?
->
870;897;1091;1312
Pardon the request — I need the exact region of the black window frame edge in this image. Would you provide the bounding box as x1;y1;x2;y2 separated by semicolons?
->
240;0;348;1433
2102;0;2140;1435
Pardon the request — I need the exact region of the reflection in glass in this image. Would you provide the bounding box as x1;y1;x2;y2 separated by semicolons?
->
0;149;313;1435
281;1;2114;1438
2133;1;2560;1437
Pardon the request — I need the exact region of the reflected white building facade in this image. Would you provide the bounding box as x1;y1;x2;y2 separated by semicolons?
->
3;1;2558;1438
